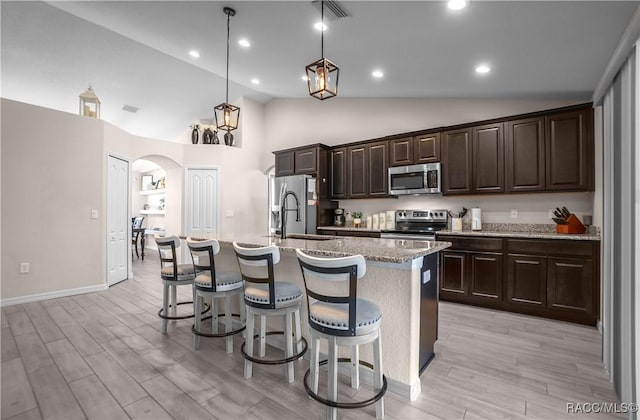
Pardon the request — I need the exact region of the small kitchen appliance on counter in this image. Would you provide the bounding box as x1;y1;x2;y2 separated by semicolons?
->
380;209;449;240
334;208;345;227
471;208;482;231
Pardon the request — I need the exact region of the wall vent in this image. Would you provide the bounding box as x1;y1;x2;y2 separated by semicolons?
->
311;0;350;20
122;104;139;113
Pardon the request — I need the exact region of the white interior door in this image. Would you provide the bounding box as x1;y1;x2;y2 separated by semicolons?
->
107;155;129;285
185;168;218;238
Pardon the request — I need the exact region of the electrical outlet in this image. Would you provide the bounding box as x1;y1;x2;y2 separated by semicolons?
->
510;209;518;219
226;210;234;218
548;209;555;219
91;209;99;219
19;263;30;274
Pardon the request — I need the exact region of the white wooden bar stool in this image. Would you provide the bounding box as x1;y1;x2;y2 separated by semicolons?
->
155;236;207;334
296;249;386;420
187;239;245;353
233;242;307;383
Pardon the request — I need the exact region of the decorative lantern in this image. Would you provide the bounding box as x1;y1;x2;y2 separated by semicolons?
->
305;0;339;100
214;7;240;135
79;84;101;118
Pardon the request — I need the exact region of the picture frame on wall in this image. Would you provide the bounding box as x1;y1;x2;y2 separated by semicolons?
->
141;175;154;191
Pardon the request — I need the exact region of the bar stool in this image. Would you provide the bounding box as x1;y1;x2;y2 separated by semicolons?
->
233;242;307;383
187;239;245;353
296;249;386;420
155;236;206;334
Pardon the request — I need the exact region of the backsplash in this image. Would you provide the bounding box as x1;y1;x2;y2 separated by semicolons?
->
336;191;595;226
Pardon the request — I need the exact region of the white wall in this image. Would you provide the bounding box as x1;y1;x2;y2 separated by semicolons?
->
263;97;595;226
1;99;105;300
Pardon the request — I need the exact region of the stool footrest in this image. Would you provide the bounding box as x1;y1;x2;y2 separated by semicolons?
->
158;301;210;320
241;331;308;365
192;313;246;337
303;358;387;409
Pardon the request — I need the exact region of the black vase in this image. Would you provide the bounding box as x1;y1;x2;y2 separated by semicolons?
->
224;131;234;146
203;128;213;144
191;126;199;144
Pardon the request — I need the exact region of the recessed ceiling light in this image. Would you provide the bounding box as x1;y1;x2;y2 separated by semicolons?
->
301;75;309;81
448;0;467;10
251;78;260;85
189;50;200;58
314;22;327;31
238;39;251;48
475;64;491;74
372;70;384;79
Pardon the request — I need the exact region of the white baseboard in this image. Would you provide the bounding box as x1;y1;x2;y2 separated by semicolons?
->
1;284;108;307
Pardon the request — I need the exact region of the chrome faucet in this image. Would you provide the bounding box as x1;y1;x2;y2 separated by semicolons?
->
280;190;301;239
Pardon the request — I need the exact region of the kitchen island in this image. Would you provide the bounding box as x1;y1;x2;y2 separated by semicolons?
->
181;233;451;400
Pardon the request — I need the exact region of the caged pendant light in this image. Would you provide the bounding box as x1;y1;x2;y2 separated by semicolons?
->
214;7;240;139
305;0;339;100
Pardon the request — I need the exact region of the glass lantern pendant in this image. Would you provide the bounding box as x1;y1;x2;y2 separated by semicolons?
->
306;0;339;100
79;84;101;118
214;7;240;134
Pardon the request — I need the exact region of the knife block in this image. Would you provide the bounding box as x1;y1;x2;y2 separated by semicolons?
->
556;214;586;234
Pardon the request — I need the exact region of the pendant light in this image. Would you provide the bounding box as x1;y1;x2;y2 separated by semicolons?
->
305;0;339;100
214;7;240;139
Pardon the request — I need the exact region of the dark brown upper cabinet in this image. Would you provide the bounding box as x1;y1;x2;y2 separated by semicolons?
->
505;117;545;192
368;141;389;196
275;151;295;177
442;128;473;195
330;147;347;199
472;123;504;193
545;109;591;191
347;145;368;198
347;141;389;198
389;137;413;167
414;133;441;164
294;148;317;174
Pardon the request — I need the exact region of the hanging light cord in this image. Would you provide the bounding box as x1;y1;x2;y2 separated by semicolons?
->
225;11;230;104
320;0;324;58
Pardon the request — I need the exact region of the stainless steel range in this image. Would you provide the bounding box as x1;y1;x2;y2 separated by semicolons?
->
380;209;449;240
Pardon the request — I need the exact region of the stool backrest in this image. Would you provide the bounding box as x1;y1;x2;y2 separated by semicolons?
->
296;249;366;336
233;242;279;309
155;236;181;280
187;239;220;291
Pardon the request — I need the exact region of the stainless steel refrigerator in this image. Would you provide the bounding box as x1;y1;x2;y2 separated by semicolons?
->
269;175;317;236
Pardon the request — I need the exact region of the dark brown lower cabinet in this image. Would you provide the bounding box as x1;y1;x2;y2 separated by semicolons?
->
438;235;599;325
506;254;547;307
470;253;502;300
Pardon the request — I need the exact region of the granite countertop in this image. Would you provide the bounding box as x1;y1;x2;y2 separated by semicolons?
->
436;224;600;241
186;233;451;263
318;226;382;232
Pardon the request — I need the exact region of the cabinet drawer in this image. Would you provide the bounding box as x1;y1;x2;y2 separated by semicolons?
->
507;239;593;257
437;236;504;252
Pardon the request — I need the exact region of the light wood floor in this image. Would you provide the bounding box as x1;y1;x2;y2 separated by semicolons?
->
1;252;622;420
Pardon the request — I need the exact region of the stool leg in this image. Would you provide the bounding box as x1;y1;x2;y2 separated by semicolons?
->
170;285;177;321
161;282;169;334
240;297;246;338
225;295;233;354
259;315;266;358
294;308;303;363
285;310;294;383
310;335;320;394
193;293;202;351
211;297;219;335
244;312;254;379
374;331;384;419
351;344;360;389
327;336;338;420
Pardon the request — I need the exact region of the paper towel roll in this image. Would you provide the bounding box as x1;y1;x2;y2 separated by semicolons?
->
471;208;482;231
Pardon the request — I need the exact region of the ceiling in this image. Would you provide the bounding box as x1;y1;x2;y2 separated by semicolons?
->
1;1;637;140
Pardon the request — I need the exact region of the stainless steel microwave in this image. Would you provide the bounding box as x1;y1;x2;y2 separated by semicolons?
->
388;163;441;195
